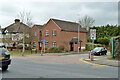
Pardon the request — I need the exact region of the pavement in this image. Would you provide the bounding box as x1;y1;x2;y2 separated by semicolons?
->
81;52;120;67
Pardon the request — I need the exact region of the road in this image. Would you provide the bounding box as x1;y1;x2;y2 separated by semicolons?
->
1;53;119;78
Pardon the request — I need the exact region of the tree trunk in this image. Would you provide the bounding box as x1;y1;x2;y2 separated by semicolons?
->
22;33;25;56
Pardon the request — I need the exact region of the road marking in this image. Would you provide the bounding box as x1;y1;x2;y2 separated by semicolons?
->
85;59;99;60
79;58;108;67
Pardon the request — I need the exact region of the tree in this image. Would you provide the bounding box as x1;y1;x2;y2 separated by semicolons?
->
78;15;95;31
17;11;33;56
18;11;33;27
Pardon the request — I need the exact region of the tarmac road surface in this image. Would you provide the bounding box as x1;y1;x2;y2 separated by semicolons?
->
1;54;118;78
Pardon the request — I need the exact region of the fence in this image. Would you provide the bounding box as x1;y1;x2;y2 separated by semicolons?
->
113;36;120;59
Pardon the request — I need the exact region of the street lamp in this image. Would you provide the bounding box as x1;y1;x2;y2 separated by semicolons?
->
78;24;80;53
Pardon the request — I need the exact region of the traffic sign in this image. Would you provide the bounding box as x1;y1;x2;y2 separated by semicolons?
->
90;29;96;40
111;37;113;41
43;40;46;42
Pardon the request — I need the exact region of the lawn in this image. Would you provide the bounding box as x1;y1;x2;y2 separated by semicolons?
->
9;50;44;55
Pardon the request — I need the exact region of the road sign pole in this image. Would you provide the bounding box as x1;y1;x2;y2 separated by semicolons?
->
92;40;94;49
44;42;45;53
112;40;114;58
78;24;79;53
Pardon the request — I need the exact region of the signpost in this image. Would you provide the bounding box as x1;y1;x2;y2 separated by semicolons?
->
43;40;46;53
90;29;96;49
111;37;114;58
90;29;96;61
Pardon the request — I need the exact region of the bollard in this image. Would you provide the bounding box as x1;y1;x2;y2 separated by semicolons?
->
90;52;93;61
88;51;90;59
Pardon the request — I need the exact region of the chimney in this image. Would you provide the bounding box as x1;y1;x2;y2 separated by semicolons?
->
14;19;20;23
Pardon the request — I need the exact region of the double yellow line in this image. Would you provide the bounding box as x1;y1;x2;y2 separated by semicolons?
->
79;58;109;67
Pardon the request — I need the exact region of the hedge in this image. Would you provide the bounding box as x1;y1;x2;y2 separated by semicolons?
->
86;43;101;51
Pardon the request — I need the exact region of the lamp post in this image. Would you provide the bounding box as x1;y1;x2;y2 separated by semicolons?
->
78;24;79;53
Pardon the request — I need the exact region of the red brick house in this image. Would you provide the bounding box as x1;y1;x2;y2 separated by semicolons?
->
32;18;87;52
31;25;43;50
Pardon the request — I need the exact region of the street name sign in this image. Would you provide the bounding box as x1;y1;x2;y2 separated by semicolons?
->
43;40;46;42
111;37;113;41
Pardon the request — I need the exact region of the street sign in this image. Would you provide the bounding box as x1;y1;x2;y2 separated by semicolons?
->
111;37;113;41
43;40;46;42
90;29;96;40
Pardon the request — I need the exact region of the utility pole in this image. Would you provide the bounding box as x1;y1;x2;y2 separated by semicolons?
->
78;24;79;53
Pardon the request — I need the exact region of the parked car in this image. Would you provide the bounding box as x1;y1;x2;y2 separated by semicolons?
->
0;47;11;71
91;47;107;56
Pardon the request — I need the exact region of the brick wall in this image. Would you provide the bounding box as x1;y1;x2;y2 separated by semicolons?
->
31;25;41;50
42;19;87;51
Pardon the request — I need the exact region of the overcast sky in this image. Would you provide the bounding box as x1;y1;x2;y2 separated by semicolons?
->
0;0;119;28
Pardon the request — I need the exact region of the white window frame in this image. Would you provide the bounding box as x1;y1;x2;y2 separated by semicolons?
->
52;30;57;36
45;30;49;36
53;42;56;47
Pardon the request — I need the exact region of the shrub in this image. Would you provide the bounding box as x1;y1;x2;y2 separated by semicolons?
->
86;43;101;51
58;45;65;50
97;37;110;46
49;47;59;51
17;46;23;49
25;46;31;50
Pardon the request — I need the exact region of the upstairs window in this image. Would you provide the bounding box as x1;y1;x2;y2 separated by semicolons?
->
34;31;37;36
45;30;49;36
52;42;56;47
52;30;57;36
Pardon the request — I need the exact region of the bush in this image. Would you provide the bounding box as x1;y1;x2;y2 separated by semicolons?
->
49;47;59;51
58;45;65;50
86;43;101;51
17;46;23;49
25;46;31;50
97;37;110;46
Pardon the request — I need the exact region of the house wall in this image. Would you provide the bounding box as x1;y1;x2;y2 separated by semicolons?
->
31;25;41;50
41;19;87;51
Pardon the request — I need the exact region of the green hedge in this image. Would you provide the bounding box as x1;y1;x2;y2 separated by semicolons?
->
97;37;110;46
49;47;59;51
86;43;101;51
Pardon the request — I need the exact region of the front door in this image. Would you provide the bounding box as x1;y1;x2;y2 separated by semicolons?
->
70;42;74;51
39;42;42;50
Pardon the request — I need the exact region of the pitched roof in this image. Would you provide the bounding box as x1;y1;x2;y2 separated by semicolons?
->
35;25;43;30
70;37;82;43
4;20;30;33
51;18;87;32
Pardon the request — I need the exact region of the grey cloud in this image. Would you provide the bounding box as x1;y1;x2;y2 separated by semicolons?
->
0;1;118;27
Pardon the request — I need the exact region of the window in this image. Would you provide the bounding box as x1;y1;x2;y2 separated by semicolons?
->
53;42;56;47
34;31;37;36
52;30;57;36
39;42;42;47
45;30;49;36
45;42;49;46
33;42;36;47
